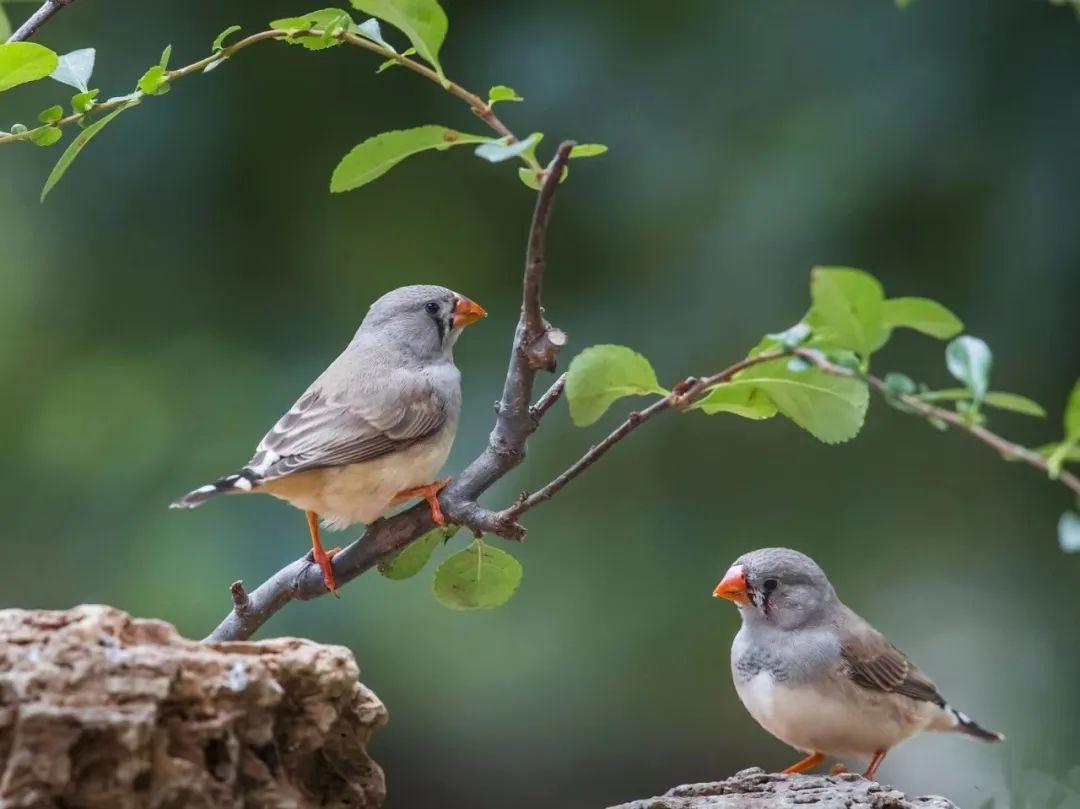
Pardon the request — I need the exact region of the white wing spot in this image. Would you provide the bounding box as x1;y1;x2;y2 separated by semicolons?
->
197;484;217;494
233;477;252;491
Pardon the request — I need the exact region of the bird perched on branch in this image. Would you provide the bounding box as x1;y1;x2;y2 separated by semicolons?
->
171;284;486;593
713;547;1003;779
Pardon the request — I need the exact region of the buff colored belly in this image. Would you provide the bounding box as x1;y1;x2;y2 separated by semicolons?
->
734;671;936;757
258;427;454;529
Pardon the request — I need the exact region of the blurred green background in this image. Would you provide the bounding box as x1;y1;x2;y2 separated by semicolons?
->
2;1;1079;806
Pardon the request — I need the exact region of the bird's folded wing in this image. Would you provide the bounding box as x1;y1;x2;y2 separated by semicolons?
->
245;383;447;480
838;617;945;706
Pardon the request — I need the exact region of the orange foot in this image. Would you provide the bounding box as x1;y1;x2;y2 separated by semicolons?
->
392;478;451;526
782;752;824;774
830;763;849;775
863;750;886;780
306;510;342;596
313;545;342;597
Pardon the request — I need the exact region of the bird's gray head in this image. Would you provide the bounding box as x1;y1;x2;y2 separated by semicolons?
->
713;547;837;631
359;284;486;360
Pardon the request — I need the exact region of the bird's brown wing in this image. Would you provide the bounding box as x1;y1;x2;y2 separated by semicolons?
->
244;382;447;481
837;611;945;706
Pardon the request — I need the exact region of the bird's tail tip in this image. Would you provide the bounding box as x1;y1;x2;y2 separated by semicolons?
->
170;471;258;510
949;705;1005;743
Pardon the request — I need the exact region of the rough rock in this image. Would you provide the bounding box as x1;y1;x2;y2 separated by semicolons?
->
0;606;387;808
609;767;958;809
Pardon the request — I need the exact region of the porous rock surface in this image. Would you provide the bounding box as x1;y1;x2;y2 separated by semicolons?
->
0;605;387;808
610;767;958;809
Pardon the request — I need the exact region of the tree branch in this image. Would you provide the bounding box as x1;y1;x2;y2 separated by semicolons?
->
6;0;76;43
204;142;576;642
0;27;522;148
792;348;1080;497
499;351;788;521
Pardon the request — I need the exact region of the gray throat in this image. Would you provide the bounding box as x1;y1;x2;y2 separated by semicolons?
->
731;618;840;687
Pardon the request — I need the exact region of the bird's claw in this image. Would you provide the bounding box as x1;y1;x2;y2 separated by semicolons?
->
393;478;451;526
309;546;341;597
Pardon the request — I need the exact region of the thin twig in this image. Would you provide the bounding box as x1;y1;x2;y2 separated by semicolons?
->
500;351;787;520
0;27;519;147
204;143;577;642
6;0;75;43
530;374;567;422
501;343;1080;521
791;348;1080;497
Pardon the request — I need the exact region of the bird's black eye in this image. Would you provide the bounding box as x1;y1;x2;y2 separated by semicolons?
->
424;301;440;315
763;578;779;592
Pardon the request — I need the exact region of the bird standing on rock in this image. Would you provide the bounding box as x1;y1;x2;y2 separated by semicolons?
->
714;547;1003;779
171;284;486;593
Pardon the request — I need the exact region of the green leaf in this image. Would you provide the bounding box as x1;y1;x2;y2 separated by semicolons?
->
29;126;61;146
212;25;242;52
918;388;1045;417
693;384;778;419
729;359;870;444
1035;441;1080;463
49;48;95;92
945;335;992;404
1041;438;1080;476
805;267;887;361
518;166;541;190
565;345;667;427
474;132;541;164
1059;511;1080;553
433;540;522;610
568;143;608;158
378;525;455;580
0;42;59;93
350;0;448;80
351;17;394;50
517;165;568;190
488;84;522;104
884;372;917;398
1064;378;1080;438
271;8;352;50
158;44;172;70
71;88;99;114
38;105;63;124
41;100;138;202
330;125;490;193
0;6;10;41
882;297;963;340
137;65;169;95
376;46;414;72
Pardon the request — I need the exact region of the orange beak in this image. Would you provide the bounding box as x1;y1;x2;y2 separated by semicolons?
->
452;295;486;329
713;564;751;606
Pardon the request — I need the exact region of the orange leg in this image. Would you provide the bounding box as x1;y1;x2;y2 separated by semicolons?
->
782;752;825;774
391;478;451;526
306;510;340;596
862;750;887;780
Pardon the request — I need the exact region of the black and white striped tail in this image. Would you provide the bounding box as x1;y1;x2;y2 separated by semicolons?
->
170;469;260;509
949;704;1005;742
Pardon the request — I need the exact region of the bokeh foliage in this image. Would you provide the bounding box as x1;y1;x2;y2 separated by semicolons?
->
2;1;1080;807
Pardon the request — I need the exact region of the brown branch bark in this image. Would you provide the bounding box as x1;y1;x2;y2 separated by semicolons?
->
204;142;577;642
5;0;76;43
